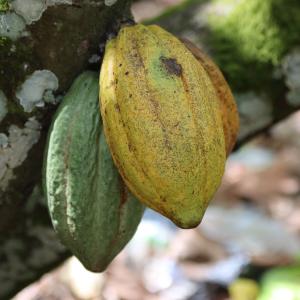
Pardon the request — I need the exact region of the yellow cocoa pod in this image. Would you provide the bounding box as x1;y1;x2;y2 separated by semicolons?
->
180;38;239;155
99;24;226;228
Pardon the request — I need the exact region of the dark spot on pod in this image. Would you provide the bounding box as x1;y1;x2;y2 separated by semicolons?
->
160;57;182;76
119;179;128;206
125;71;129;75
115;104;120;112
128;143;134;152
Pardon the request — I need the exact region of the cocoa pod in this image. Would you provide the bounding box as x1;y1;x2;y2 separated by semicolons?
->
99;24;226;229
44;71;144;272
180;38;239;155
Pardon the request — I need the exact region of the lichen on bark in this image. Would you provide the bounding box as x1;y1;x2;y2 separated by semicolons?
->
0;1;133;299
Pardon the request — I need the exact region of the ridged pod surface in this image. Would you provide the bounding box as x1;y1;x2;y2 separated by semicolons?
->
181;38;239;155
100;24;226;228
44;72;144;272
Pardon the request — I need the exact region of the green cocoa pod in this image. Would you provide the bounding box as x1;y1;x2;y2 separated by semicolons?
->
43;71;144;272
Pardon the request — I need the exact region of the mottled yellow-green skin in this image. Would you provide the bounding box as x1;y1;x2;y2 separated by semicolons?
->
100;24;226;228
181;38;239;155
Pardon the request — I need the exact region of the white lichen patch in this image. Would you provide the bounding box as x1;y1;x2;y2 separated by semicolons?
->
47;0;73;5
236;92;273;139
0;133;8;148
0;186;67;299
282;48;300;106
10;0;73;25
16;70;59;112
0;12;27;40
10;0;46;25
0;90;8;123
105;0;118;6
0;118;41;192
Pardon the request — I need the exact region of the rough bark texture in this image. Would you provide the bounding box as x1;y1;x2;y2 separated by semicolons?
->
0;1;132;299
0;0;300;298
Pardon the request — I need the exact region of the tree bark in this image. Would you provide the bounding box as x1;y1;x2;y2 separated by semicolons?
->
0;1;132;299
0;0;300;298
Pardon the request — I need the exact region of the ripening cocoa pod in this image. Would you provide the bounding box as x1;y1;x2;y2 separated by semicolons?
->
99;24;226;229
44;71;144;272
180;38;239;155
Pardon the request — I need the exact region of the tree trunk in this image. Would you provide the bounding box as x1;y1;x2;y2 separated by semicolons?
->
0;0;300;298
0;1;132;298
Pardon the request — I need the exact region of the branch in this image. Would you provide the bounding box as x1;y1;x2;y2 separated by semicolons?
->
148;0;300;144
